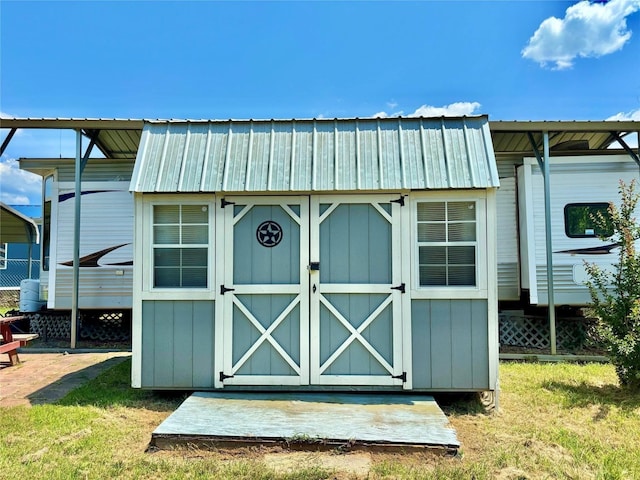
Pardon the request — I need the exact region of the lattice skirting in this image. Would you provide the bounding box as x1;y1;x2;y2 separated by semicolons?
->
28;311;131;342
499;311;597;350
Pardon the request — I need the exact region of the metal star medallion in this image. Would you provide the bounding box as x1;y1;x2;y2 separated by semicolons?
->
256;220;283;247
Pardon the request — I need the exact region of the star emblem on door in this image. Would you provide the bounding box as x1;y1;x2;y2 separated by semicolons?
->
256;220;283;247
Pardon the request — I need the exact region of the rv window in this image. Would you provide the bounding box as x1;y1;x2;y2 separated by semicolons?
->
416;201;477;286
564;203;613;238
0;243;7;270
152;204;209;288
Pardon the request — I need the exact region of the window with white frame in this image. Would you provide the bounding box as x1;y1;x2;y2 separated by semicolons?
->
0;243;7;270
416;201;477;286
152;204;209;288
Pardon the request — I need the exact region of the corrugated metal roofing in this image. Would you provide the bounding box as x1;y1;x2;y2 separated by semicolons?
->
130;116;499;193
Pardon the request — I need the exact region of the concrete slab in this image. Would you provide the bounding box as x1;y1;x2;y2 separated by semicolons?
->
152;392;459;451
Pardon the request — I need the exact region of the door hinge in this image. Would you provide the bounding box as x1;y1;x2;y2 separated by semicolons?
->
219;371;235;382
390;195;405;207
391;283;406;294
220;285;236;295
392;372;407;382
221;198;235;208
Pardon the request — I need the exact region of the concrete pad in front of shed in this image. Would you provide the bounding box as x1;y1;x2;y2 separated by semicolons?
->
151;392;459;451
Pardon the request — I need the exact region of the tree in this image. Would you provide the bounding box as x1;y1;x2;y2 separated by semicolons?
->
584;179;640;390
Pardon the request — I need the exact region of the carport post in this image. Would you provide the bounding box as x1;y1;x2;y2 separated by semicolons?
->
542;131;557;354
71;130;82;349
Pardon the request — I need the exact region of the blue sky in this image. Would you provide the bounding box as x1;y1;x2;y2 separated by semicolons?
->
1;0;640;205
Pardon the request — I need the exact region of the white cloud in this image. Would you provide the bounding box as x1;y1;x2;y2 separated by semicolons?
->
523;0;640;70
371;101;481;119
0;158;42;205
606;107;640;121
410;102;481;117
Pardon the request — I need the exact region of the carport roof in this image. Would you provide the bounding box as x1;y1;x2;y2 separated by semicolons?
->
2;116;638;164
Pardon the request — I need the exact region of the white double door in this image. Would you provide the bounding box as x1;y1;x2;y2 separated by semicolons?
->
218;195;408;388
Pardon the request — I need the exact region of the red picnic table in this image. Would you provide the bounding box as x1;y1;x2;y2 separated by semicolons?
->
0;316;38;366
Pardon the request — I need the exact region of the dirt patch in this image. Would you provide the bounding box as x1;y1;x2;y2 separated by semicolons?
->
264;451;372;477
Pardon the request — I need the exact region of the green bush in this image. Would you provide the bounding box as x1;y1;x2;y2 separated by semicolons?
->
584;179;640;389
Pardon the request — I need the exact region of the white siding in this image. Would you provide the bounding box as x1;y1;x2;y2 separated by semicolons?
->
519;155;639;306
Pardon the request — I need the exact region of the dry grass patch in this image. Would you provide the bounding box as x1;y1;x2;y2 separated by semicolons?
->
1;360;639;479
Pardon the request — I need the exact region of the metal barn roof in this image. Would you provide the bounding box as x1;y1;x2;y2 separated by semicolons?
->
0;202;39;244
129;116;499;193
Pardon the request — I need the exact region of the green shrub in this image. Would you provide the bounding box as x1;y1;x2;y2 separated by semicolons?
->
584;179;640;389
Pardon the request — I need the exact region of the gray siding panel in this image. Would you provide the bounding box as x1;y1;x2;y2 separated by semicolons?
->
471;300;490;389
141;300;215;388
153;302;174;387
172;301;193;387
450;301;472;388
411;299;489;390
192;301;215;387
430;300;452;388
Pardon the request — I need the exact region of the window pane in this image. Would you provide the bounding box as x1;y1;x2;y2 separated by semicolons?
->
418;223;446;242
419;246;445;265
182;248;207;267
448;245;475;265
182;268;207;287
154;205;179;224
420;266;446;285
448;265;476;286
154;225;180;244
154;267;180;287
154;248;180;267
0;243;6;269
448;202;475;221
182;225;208;244
417;202;445;221
182;205;208;223
564;203;613;238
448;222;476;242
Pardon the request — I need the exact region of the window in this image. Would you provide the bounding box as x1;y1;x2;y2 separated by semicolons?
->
152;204;209;288
416;201;477;286
0;243;7;270
564;203;613;238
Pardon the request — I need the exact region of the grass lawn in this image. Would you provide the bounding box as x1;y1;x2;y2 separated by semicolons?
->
1;361;639;479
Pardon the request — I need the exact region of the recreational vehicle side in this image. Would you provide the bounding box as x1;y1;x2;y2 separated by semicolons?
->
18;158;136;312
515;154;639;308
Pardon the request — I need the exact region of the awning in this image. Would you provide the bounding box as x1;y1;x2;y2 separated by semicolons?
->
129;116;500;193
0;202;39;244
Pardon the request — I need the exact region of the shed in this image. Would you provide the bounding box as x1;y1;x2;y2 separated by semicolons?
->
0;203;40;289
129;116;500;398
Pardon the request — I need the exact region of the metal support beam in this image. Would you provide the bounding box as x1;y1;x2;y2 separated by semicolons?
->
527;131;557;355
542;132;557;354
609;131;640;168
0;128;17;156
81;134;97;172
71;130;82;349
